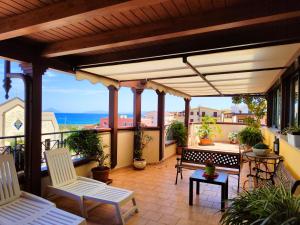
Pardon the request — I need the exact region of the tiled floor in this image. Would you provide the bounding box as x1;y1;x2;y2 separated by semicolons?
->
53;156;248;225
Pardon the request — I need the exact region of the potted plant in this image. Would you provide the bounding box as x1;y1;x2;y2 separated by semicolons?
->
197;116;221;145
166;120;187;155
66;130;110;182
228;131;238;144
133;124;153;170
204;159;216;177
282;126;300;148
238;126;264;150
220;184;300;225
252;143;270;156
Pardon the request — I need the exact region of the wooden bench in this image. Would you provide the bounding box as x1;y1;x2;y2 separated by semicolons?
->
175;147;241;191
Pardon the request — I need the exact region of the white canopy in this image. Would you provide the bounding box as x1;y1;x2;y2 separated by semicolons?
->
80;43;300;97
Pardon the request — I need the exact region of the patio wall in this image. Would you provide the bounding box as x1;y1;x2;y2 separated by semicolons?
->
143;130;160;163
116;130;134;169
263;127;300;179
189;123;246;145
164;142;176;160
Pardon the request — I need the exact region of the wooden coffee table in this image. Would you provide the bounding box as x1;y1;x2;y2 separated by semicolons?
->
189;169;229;211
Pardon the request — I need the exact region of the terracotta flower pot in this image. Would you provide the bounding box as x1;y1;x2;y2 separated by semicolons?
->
133;159;147;170
200;138;213;145
176;146;183;155
91;166;110;182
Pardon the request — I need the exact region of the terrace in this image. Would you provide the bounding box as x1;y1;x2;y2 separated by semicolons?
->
0;0;300;224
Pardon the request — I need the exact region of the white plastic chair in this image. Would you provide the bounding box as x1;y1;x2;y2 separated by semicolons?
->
0;154;86;225
44;148;138;225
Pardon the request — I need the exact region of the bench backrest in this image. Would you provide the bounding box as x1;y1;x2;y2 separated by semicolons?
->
0;154;21;206
44;148;78;187
181;148;241;170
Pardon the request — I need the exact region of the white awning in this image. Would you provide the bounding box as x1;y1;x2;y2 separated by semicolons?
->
80;43;300;97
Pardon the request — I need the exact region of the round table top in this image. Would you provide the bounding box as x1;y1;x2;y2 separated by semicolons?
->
244;151;282;160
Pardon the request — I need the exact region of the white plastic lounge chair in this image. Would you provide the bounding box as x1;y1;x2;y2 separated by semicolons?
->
0;154;86;225
44;148;138;225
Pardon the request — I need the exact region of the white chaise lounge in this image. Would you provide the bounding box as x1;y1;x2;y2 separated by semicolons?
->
0;154;86;225
44;148;138;225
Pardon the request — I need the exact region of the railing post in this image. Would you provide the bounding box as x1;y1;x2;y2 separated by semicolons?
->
108;85;118;169
157;90;165;161
60;132;64;148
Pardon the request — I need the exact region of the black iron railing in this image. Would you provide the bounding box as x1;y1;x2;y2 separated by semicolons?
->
0;129;109;172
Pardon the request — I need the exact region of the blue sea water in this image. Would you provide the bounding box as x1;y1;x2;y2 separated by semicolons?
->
55;113;133;125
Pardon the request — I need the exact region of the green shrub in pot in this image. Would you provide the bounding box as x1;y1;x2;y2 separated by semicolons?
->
282;126;300;148
252;142;270;156
66;130;110;182
167;120;187;154
197;116;221;145
220;184;300;225
238;127;264;148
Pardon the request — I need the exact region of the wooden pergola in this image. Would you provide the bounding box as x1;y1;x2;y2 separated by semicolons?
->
1;0;300;196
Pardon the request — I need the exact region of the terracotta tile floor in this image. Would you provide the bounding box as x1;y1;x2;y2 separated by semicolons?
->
53;156;249;225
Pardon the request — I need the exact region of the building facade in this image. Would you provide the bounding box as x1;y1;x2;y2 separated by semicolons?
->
0;98;60;146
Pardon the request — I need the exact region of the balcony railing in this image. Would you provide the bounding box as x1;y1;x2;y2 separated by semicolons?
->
0;129;108;172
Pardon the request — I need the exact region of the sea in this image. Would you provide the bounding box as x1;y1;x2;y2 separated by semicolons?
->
55;113;133;125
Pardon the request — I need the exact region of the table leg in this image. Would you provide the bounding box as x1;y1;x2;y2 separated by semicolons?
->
196;181;200;195
225;179;228;200
189;178;193;206
221;184;225;212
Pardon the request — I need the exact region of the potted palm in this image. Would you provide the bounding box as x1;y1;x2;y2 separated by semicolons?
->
282;126;300;148
133;124;153;170
166;121;187;155
197;116;221;145
221;184;300;225
66;130;110;182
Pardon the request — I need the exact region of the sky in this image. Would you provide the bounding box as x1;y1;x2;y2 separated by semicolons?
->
0;59;239;113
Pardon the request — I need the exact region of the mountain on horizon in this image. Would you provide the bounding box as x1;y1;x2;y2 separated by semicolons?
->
43;107;61;113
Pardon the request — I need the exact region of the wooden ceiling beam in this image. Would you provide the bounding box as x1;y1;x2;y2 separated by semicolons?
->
0;39;74;74
0;0;167;41
74;19;300;67
43;0;300;57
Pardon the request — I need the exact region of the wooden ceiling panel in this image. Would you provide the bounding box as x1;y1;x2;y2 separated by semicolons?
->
110;12;136;27
199;0;214;11
186;0;203;14
212;0;226;8
0;0;61;18
161;0;181;18
21;0;235;44
172;0;191;16
150;3;170;20
141;6;161;22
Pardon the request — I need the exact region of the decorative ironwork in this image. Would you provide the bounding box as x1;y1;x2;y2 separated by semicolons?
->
3;60;12;99
175;148;241;191
0;129;102;172
181;149;240;169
